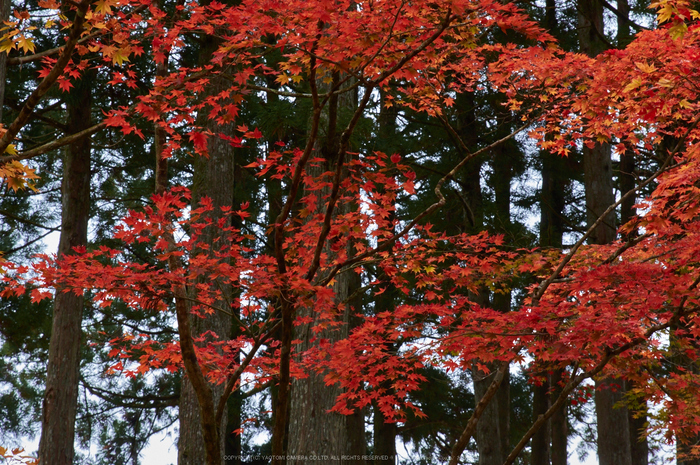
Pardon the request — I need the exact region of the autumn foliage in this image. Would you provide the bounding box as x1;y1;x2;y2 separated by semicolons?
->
3;0;700;463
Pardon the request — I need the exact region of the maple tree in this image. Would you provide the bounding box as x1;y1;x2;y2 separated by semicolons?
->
3;0;700;464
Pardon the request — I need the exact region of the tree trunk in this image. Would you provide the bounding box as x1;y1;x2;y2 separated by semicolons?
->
549;369;568;465
372;88;398;465
38;73;92;465
618;114;648;465
531;378;551;465
471;134;514;465
628;381;648;465
595;378;632;465
287;75;366;465
287;222;366;464
578;2;634;463
178;64;235;465
473;362;505;465
536;148;569;465
454;91;511;465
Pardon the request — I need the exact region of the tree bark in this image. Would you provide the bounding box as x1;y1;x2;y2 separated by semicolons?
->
372;88;398;465
536;147;569;465
595;378;632;465
453;91;511;465
531;378;551;465
178;78;235;464
287;223;366;465
287;75;366;465
473;363;505;465
549;370;568;465
38;73;92;465
578;2;635;463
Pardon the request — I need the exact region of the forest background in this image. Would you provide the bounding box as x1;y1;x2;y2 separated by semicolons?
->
1;0;700;465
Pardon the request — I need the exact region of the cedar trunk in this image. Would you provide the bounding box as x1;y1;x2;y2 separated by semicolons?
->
534;149;569;465
287;76;366;464
178;70;235;465
578;0;635;463
38;77;92;465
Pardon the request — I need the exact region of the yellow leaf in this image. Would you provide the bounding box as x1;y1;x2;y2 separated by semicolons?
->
635;61;657;74
16;35;35;54
1;160;40;192
4;143;17;155
669;22;688;39
658;77;675;88
0;39;13;53
94;0;114;15
657;4;676;23
107;45;131;66
623;78;643;93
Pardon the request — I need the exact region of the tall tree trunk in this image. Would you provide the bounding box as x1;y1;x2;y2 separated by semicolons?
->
533;149;569;465
549;370;568;465
178;42;235;464
178;97;234;465
453;91;509;465
38;74;92;465
372;88;398;465
287;75;366;465
579;2;633;463
541;0;570;455
531;376;551;465
472;112;513;465
617;2;647;454
473;363;505;465
491;140;513;460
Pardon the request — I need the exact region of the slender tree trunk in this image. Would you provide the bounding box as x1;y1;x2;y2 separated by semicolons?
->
541;0;570;455
372;88;398;465
287;213;366;465
535;147;569;465
579;2;633;462
471;122;514;465
618;2;649;462
488;140;514;464
38;74;92;465
549;370;568;465
473;356;508;465
618;106;648;465
531;377;551;465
